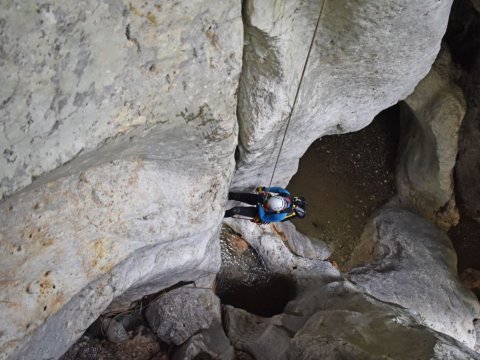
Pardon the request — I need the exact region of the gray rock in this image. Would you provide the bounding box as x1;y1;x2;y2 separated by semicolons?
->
101;317;128;344
471;0;480;13
0;0;242;200
0;0;243;358
173;319;234;360
223;281;480;360
233;0;453;189
396;46;464;230
224;306;291;360
145;288;221;346
455;43;480;222
347;207;480;348
60;326;163;360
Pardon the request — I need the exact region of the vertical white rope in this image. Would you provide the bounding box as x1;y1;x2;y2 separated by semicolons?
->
268;0;328;187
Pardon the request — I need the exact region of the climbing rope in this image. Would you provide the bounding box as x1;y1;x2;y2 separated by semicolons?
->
268;0;328;187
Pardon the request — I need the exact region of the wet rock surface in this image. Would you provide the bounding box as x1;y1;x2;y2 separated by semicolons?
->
216;225;296;317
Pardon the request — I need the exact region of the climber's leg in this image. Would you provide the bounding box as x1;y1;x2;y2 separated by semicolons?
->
228;192;259;205
224;206;258;218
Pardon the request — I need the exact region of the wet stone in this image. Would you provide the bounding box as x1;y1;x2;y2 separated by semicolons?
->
216;225;296;317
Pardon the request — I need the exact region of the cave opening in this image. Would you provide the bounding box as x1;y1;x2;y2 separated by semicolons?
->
287;105;401;267
215;225;297;317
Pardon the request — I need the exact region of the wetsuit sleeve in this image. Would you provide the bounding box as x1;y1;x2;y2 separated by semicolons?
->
257;206;288;223
264;187;290;196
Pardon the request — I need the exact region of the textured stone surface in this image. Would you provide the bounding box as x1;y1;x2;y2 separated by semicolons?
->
0;0;241;200
395;46;464;230
223;219;333;278
233;0;453;189
0;0;242;358
347;207;480;348
273;221;332;260
145;287;221;346
224;281;480;360
101;317;128;344
455;40;480;222
471;0;480;13
60;326;163;360
224;210;480;358
173;319;234;360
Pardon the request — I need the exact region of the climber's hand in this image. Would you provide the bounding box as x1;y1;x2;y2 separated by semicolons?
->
251;217;268;225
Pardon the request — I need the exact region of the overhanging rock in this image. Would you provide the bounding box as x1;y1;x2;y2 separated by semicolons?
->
234;0;453;189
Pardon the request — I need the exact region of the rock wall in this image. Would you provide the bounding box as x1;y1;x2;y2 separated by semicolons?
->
224;281;480;360
449;0;480;222
0;0;240;200
233;0;453;189
0;1;242;359
347;207;479;347
224;218;480;359
2;0;478;358
395;46;464;230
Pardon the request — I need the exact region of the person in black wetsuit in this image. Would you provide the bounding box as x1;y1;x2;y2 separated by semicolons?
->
225;186;306;224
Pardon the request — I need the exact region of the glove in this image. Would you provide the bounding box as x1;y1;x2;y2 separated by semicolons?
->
251;216;268;225
255;186;264;194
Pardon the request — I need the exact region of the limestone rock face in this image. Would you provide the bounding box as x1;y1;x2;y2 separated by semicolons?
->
455;43;480;222
0;1;242;359
347;207;480;348
396;46;464;230
233;0;453;189
224;281;480;360
0;0;241;200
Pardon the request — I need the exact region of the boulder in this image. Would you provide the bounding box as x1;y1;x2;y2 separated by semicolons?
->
101;317;128;344
60;326;162;360
223;218;333;278
223;280;480;360
145;287;221;346
395;46;464;230
172;319;234;360
233;0;453;189
0;0;243;359
347;207;480;348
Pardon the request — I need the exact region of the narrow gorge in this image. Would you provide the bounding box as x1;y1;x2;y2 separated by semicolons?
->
1;0;480;359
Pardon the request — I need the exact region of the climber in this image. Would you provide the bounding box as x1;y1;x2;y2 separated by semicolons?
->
224;186;307;224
